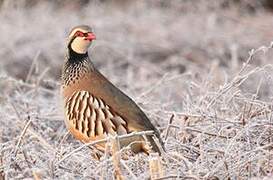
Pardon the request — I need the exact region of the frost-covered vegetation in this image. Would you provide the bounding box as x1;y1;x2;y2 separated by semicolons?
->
1;0;273;179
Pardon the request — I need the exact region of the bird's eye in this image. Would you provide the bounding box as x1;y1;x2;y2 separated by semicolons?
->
75;31;84;37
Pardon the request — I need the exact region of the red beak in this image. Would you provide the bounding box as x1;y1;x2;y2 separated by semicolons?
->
84;32;96;41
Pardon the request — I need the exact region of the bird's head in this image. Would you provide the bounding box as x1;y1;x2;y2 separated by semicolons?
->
67;25;96;54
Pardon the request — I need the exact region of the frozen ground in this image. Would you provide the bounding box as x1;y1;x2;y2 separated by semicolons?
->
0;1;273;179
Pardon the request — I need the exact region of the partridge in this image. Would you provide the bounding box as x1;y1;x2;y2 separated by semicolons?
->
61;25;164;155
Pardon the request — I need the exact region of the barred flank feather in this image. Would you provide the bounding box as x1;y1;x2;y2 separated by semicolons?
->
65;91;128;138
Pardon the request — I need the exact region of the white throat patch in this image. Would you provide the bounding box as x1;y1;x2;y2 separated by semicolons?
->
71;37;91;54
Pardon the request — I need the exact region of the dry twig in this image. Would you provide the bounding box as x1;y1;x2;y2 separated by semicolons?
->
110;135;124;180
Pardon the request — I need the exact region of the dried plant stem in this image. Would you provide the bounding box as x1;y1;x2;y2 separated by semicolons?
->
0;162;3;180
25;51;40;83
155;175;198;180
0;130;4;180
34;67;50;95
110;135;123;180
13;116;32;157
100;137;111;180
149;153;164;180
164;114;175;141
166;152;190;170
32;172;41;180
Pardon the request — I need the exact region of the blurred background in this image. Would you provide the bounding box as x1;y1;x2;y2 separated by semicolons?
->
1;0;273;82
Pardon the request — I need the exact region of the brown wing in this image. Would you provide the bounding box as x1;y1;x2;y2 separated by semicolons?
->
86;70;165;151
81;70;157;131
65;90;128;141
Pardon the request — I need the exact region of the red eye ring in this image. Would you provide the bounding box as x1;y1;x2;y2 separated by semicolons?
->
75;31;84;37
